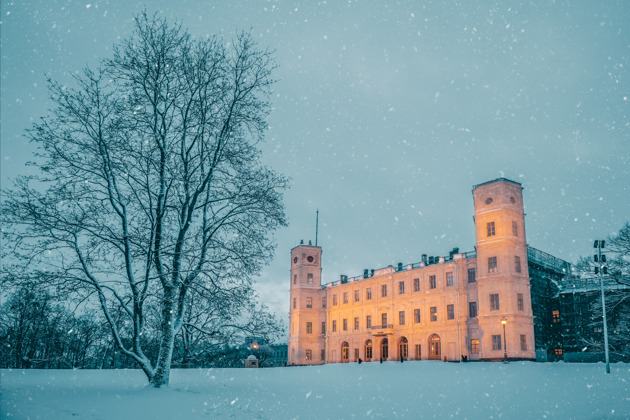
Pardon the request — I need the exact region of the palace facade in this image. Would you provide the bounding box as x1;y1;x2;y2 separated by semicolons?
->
288;178;538;364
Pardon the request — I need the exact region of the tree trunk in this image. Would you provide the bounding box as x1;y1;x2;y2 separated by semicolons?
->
149;290;177;388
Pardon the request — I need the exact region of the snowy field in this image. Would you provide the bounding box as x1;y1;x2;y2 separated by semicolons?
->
2;362;629;419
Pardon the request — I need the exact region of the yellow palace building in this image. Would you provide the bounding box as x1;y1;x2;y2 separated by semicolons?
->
288;178;536;364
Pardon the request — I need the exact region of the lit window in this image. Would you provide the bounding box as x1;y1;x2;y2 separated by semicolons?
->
447;304;454;320
414;308;421;323
306;297;312;308
552;310;560;323
306;349;312;360
517;293;524;311
446;272;453;287
343;292;348;304
381;313;388;328
306;322;312;334
399;281;405;294
343;319;348;331
307;273;313;284
429;275;436;289
471;339;479;354
468;268;476;283
488;256;498;273
492;335;502;351
554;348;563;355
366;288;372;300
366;315;372;328
332;320;336;332
354;317;359;330
399;311;405;325
381;285;387;297
430;307;437;322
414;278;420;292
354;290;360;302
514;256;521;273
333;294;338;306
490;294;500;311
487;221;495;237
469;301;477;318
520;335;527;351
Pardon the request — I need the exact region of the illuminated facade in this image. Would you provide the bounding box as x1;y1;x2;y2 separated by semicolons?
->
288;178;536;365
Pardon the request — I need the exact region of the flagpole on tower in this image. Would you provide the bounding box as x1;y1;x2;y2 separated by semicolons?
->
315;209;319;246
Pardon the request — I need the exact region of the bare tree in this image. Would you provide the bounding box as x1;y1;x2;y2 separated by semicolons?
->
3;13;287;387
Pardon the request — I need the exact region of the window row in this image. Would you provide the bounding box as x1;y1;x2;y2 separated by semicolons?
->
471;334;527;352
486;256;522;274
292;273;314;285
485;221;519;238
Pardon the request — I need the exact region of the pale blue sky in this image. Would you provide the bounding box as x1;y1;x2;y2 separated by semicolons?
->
2;0;629;320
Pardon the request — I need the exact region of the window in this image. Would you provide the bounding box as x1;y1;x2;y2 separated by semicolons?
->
517;293;524;311
354;290;360;302
414;344;421;360
399;281;405;294
333;294;338;306
512;221;518;236
343;319;348;331
414;278;420;292
469;302;477;318
321;349;326;361
414;308;421;323
487;221;495;237
514;256;521;273
366;315;372;328
490;294;500;311
471;339;479;354
306;349;312;360
430;307;437;322
554;348;563;355
492;335;502;351
343;292;348;304
306;297;312;308
429;275;436;289
306;322;312;334
293;274;297;284
321;322;326;334
399;311;405;325
332;320;337;332
552;310;560;323
447;304;454;320
468;268;476;283
381;313;388;328
520;335;527;351
366;288;372;300
446;272;453;287
293;298;296;309
354;348;360;361
365;341;373;360
354;317;359;330
307;273;313;284
381;284;387;297
488;256;498;273
322;296;327;308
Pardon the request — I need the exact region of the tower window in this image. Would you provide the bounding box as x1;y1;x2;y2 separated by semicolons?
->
307;273;313;284
306;297;312;308
514;256;521;273
293;298;296;309
520;335;527;351
293;274;297;284
488;256;498;273
487;221;496;237
490;293;500;311
512;221;518;236
517;293;524;311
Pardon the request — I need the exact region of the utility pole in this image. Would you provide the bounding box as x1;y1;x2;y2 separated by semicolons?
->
594;239;610;374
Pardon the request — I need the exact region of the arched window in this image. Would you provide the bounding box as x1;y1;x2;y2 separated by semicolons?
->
365;340;373;361
341;341;349;363
381;338;389;360
428;334;441;360
398;337;408;360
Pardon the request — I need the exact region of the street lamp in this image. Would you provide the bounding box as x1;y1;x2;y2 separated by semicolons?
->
501;319;508;364
594;240;611;374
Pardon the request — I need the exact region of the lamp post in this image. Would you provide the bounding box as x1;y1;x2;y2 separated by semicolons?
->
594;240;610;374
501;319;508;364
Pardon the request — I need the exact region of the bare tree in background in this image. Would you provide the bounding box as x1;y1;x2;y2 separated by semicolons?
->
3;13;287;387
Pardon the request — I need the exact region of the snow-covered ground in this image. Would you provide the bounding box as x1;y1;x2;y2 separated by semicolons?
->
2;361;629;419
